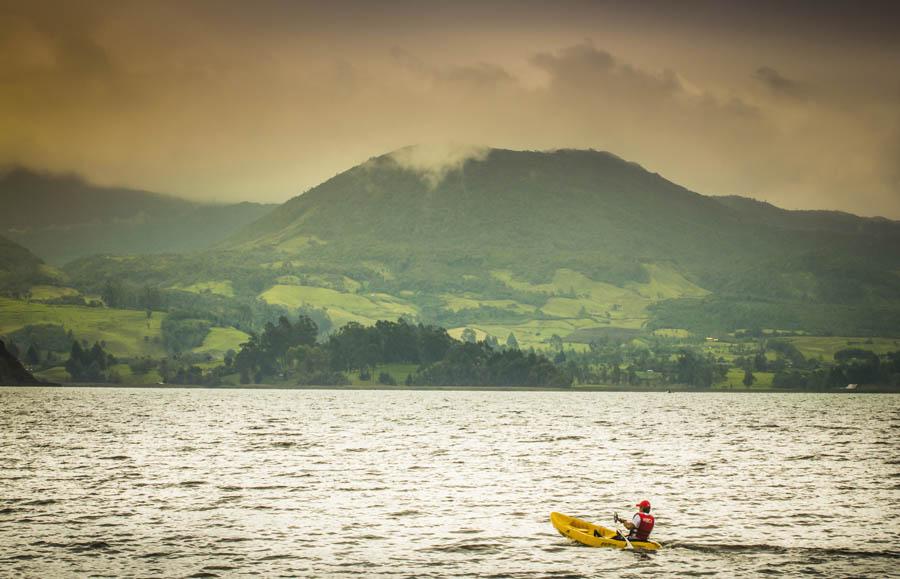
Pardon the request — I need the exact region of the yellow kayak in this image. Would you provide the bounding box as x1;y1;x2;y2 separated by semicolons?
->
550;512;662;551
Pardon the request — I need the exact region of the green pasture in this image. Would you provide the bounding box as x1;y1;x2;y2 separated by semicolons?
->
489;265;708;331
715;368;775;389
172;280;235;297
28;285;80;300
784;336;900;360
451;318;595;351
276;234;326;252
260;284;418;327
440;294;533;314
628;263;709;300
348;363;419;386
653;328;692;339
191;327;250;359
0;297;166;358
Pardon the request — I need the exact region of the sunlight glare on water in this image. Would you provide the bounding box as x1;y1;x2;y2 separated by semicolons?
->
1;388;898;577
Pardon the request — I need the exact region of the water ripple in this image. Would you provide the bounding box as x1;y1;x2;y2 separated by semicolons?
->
0;388;897;577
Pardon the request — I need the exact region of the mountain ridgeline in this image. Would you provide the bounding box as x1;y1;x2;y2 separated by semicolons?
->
0;167;276;264
46;147;900;340
226;148;900;328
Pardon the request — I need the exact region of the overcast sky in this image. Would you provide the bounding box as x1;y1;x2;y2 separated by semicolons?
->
1;0;899;217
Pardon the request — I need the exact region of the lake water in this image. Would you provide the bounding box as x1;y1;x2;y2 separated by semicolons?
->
1;388;898;577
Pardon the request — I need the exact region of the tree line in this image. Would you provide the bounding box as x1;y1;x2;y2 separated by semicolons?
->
222;316;571;387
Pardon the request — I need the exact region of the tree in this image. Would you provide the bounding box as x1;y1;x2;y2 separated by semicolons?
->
753;351;768;372
65;342;85;379
548;334;564;352
742;369;755;387
611;363;622;384
506;332;519;350
140;285;162;311
418;325;453;363
101;279;127;308
26;344;40;366
461;328;477;344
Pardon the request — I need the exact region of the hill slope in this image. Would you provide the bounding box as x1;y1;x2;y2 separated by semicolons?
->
1;167;276;264
231;147;900;301
59;147;900;343
0;234;60;294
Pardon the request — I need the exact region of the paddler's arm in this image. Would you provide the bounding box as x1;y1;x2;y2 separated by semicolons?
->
614;514;637;530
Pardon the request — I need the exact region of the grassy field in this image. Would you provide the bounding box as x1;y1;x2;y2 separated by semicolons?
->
172;280;235;297
784;336;900;360
715;368;775;389
348;363;419;386
0;297;166;357
191;327;250;359
0;297;249;362
440;294;533;315
489;265;708;335
450;319;595;351
260;284;418;327
28;285;80;300
653;328;692;339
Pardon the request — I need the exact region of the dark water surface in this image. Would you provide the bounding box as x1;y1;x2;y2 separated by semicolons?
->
1;388;898;577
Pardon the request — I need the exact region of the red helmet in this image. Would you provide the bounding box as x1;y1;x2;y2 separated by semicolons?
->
636;500;651;509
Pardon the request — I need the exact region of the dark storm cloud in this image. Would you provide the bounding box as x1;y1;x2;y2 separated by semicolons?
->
0;0;898;218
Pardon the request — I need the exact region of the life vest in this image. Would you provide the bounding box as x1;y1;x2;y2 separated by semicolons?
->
631;512;655;541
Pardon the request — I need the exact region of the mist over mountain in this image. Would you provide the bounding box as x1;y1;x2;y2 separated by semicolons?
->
0;168;276;264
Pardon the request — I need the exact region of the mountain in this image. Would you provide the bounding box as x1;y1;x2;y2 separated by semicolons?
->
232;147;900;296
0;167;276;264
231;148;749;282
62;147;900;343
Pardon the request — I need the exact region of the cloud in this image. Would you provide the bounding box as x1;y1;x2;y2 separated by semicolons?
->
391;46;515;91
0;2;898;218
754;66;805;99
387;144;490;188
531;41;681;98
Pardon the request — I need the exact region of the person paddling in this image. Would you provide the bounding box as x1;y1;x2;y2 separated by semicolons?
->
617;500;654;541
597;499;655;542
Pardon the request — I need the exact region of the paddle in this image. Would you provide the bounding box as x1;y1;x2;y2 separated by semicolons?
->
613;512;633;550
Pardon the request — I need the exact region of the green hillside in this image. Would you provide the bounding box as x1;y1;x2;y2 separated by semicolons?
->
230;148;899;296
0;167;275;264
55;147;900;345
0;234;61;294
0;297;166;358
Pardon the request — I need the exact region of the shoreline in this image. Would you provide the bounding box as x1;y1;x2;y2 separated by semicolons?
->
3;383;899;393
